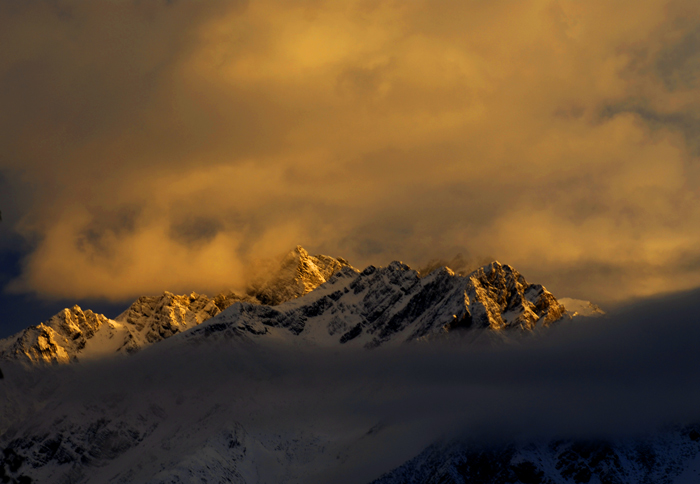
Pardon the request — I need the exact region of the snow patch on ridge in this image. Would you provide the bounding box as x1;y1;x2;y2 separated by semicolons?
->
560;297;606;317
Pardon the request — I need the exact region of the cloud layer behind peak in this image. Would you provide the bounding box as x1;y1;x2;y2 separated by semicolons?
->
2;0;700;304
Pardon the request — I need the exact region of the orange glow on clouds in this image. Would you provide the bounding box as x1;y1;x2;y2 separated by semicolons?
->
2;0;700;303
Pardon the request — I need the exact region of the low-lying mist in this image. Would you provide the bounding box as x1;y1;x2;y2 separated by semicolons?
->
2;287;700;482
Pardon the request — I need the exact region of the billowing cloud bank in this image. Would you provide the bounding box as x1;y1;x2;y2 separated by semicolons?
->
2;0;700;303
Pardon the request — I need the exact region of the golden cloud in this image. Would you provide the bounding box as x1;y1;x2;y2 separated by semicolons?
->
2;0;700;304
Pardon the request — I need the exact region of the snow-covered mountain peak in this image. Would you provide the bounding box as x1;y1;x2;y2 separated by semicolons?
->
114;290;248;342
0;255;630;484
190;259;568;349
470;260;523;289
247;245;353;305
0;246;353;367
0;251;575;366
0;305;112;365
386;260;411;272
0;290;257;366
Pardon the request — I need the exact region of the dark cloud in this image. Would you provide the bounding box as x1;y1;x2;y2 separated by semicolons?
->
4;289;700;481
601;101;700;155
169;216;224;247
656;23;700;91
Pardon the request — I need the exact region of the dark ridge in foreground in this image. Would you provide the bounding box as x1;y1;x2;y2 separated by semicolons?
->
372;426;700;484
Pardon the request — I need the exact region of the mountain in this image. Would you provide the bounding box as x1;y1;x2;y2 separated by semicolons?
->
113;290;254;347
184;260;568;348
0;291;252;366
4;248;700;483
371;428;700;484
0;249;572;365
0;247;351;366
246;245;353;305
0;306;111;365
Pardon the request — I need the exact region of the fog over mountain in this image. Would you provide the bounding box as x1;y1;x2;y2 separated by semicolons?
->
2;296;700;483
1;251;699;483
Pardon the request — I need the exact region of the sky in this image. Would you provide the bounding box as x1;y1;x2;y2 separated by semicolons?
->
2;0;700;336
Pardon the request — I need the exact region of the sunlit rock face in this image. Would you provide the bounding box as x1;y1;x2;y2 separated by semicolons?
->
0;246;350;366
466;261;567;331
0;292;255;366
189;260;568;349
114;290;255;345
246;245;353;305
0;306;110;365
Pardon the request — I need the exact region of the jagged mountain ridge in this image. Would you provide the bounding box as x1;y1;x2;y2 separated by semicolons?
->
0;292;249;365
114;290;254;346
0;246;588;364
0;306;110;365
0;247;353;365
183;259;567;349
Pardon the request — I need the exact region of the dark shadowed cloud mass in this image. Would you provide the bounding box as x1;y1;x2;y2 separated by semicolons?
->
2;0;700;311
3;288;700;482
